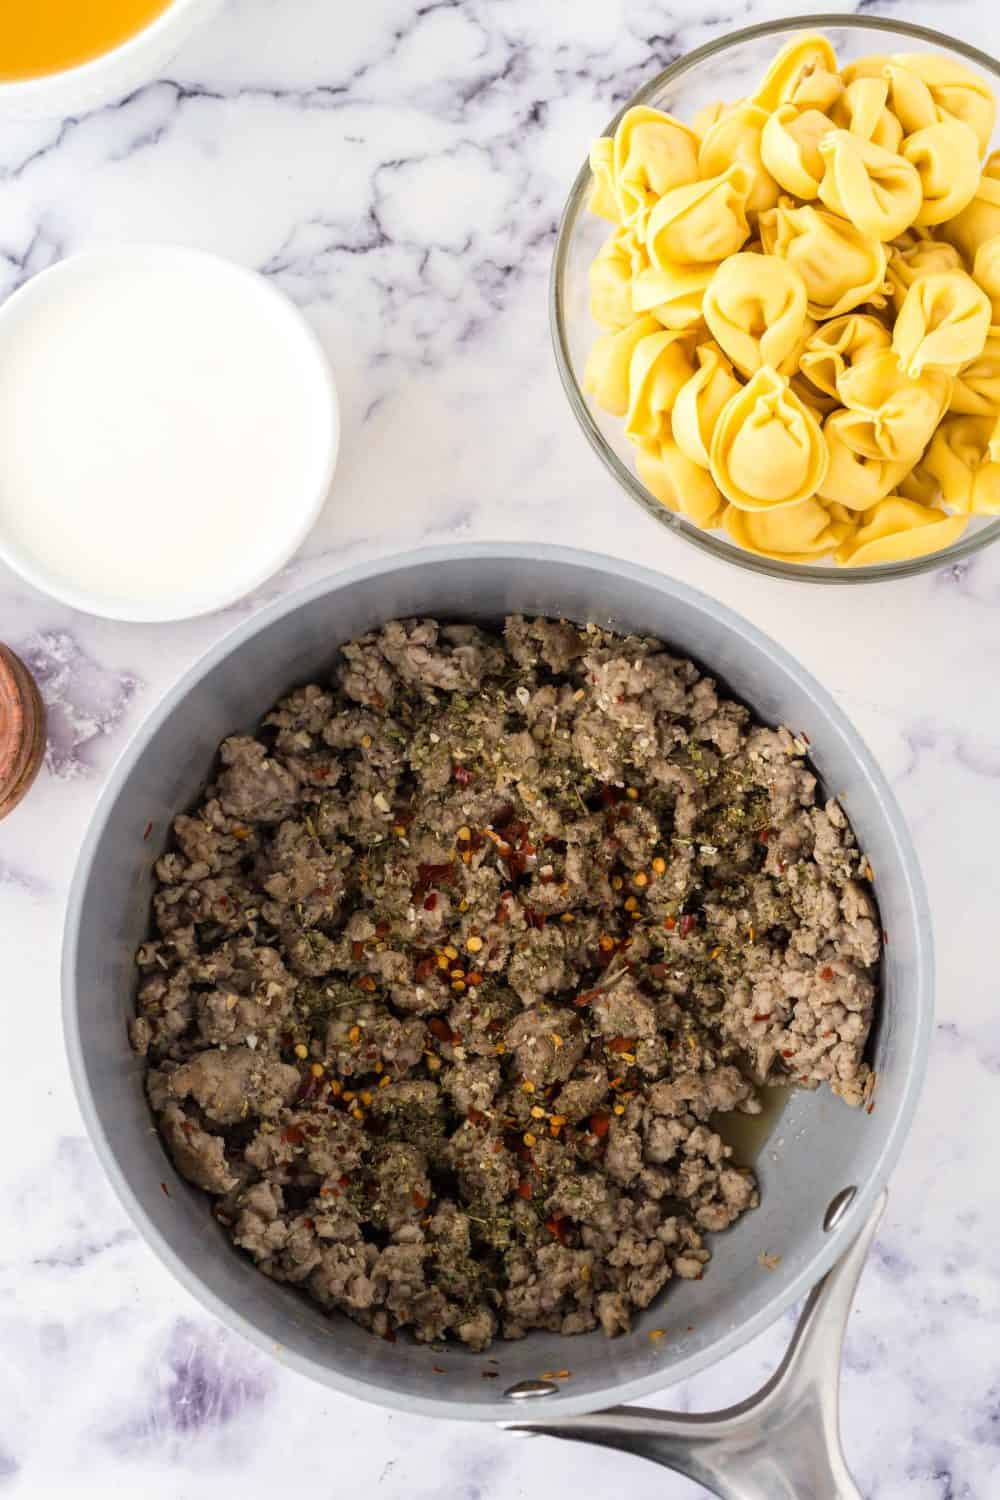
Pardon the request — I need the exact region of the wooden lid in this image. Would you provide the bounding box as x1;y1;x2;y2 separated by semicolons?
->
0;645;46;820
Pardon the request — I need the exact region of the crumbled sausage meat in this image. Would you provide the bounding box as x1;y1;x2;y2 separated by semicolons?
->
135;617;880;1349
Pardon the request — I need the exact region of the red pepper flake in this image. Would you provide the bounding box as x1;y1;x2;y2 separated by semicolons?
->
414;956;436;982
516;1179;532;1199
383;1328;397;1343
412;1190;429;1209
664;915;677;931
781;1049;795;1059
598;785;624;806
800;730;811;744
606;1036;637;1054
481;1370;498;1379
428;1017;460;1045
281;1124;306;1145
432;1366;446;1375
339;1174;351;1188
313;765;331;780
415;861;456;898
467;1107;487;1127
524;907;547;930
589;1111;610;1138
143;821;153;841
357;975;377;992
160;1181;170;1197
574;989;596;1008
820;965;834;981
752;1011;772;1022
757;828;771;844
351;940;365;962
453;765;472;786
216;896;230;911
423;892;438;912
678;914;696;938
544;1215;569;1244
492;1140;504;1154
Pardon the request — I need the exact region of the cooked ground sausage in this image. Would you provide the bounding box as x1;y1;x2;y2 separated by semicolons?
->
132;617;879;1350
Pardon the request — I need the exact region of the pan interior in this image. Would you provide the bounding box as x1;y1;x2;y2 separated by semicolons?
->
64;548;928;1417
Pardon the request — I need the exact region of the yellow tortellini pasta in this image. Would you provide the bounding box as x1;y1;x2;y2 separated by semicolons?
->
760;106;833;199
798;314;892;401
831;77;903;152
759;199;889;319
816;130;922;241
972;236;1000;324
589;228;648;329
612;107;701;222
990;413;1000;464
624;329;697;440
672;342;742;468
892;269;992;377
724;496;853;561
940;153;1000;262
588;137;620;222
948;333;1000;416
582;32;999;568
901;120;982;225
631;260;717;330
703;254;809;376
818;411;911;509
634;430;728;528
890;52;997;154
835;496;968;565
584;315;661;415
645;163;753;265
886;233;964;306
836;349;951;463
924;415;1000;513
753;34;840;112
710;367;828;510
698;101;779;213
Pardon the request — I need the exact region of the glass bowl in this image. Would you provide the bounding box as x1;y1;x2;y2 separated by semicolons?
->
550;14;1000;583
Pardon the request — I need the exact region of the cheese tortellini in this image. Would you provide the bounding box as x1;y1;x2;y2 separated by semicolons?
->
645;164;753;265
697;102;779;213
710;367;828;510
672;342;741;468
759;200;889;319
892;269;992;376
703;254;809;375
582;31;1000;568
924;415;1000;512
798;314;892;400
817;130;922;241
902;121;982;225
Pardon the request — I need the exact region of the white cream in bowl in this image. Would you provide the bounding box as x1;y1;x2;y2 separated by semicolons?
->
0;246;339;621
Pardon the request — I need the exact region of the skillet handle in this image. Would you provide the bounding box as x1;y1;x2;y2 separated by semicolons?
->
501;1191;886;1500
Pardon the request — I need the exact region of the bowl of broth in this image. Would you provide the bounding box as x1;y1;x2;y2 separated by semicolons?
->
0;0;226;118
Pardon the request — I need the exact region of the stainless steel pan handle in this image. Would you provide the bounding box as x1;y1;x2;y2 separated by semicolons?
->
502;1191;886;1500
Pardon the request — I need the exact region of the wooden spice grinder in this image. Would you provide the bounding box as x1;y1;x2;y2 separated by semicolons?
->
0;645;46;819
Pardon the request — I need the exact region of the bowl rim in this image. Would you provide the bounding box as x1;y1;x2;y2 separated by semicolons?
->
0;243;340;622
550;12;1000;584
0;0;213;96
61;542;934;1419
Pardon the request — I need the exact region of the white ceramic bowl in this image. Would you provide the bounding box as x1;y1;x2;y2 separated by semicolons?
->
0;0;226;120
0;245;340;622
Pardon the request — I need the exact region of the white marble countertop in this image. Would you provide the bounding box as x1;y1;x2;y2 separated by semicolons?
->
2;1;1000;1495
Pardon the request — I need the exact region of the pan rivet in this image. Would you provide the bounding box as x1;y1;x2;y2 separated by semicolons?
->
504;1380;559;1400
824;1186;858;1231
